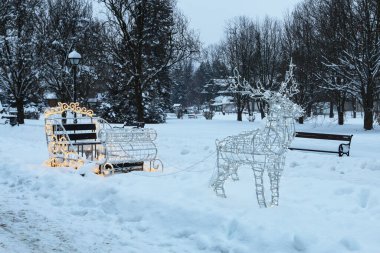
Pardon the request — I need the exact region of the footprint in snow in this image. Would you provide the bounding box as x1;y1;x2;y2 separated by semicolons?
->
174;229;194;239
227;219;238;239
70;210;88;216
180;149;190;155
124;215;143;223
340;237;361;251
358;188;370;208
334;187;354;196
290;161;299;168
292;235;307;252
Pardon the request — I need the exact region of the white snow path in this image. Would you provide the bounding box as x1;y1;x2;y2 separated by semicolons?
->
0;115;380;252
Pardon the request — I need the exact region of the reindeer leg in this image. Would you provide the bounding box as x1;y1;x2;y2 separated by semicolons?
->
212;150;230;198
268;155;283;207
268;169;280;207
252;164;267;208
230;162;239;181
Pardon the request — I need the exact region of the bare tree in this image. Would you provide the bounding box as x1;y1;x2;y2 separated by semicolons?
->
316;0;354;125
283;0;321;124
327;0;380;130
255;17;283;119
222;16;257;121
39;0;104;103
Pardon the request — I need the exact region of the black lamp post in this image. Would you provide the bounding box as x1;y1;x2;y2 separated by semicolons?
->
68;50;81;103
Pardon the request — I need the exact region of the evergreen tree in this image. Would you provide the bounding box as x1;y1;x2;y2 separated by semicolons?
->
171;59;194;107
101;0;199;123
0;0;44;124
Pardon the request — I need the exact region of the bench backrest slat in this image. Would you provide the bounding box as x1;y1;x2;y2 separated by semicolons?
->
63;123;96;131
295;132;352;141
57;133;97;141
52;123;97;131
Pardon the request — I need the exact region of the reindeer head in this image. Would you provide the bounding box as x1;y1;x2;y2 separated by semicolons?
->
230;59;304;119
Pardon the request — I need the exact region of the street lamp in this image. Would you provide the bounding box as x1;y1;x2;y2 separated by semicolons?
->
68;50;81;103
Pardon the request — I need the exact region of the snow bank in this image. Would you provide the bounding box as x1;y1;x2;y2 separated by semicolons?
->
0;115;379;252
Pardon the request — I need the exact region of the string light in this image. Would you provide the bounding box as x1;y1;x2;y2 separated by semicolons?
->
44;102;94;118
44;103;162;174
211;61;304;208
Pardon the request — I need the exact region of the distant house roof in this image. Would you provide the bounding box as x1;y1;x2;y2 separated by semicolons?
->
87;98;98;103
45;92;57;99
211;96;234;106
205;78;233;88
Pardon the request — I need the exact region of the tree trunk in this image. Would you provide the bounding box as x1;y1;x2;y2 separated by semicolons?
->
352;98;356;118
298;116;304;124
258;101;265;119
237;110;243;121
338;112;344;125
306;104;312;118
236;95;244;121
259;108;265;119
364;108;373;130
16;97;25;124
363;87;374;130
337;103;344;125
247;101;252;117
329;101;334;118
134;79;144;123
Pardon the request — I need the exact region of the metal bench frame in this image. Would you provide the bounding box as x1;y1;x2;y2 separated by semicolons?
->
289;131;353;157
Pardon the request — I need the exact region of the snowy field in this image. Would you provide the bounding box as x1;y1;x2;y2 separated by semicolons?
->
0;113;380;253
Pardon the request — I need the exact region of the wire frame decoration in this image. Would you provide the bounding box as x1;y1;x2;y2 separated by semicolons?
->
211;60;304;208
44;102;162;175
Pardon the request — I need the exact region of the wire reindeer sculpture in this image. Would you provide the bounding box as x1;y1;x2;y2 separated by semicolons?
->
211;61;303;208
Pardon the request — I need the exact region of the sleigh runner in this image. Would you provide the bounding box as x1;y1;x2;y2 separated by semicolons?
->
44;102;162;175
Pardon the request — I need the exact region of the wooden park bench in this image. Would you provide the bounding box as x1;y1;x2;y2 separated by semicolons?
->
1;115;18;126
289;131;353;157
44;102;162;175
123;121;145;128
187;114;197;119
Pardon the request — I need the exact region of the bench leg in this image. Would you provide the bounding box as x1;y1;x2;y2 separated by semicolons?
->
339;144;350;157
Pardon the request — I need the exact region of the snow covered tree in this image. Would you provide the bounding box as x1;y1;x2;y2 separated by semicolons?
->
315;0;354;125
0;0;44;124
223;16;257;121
192;62;213;106
171;59;194;107
255;17;284;119
38;0;104;104
221;16;285;121
101;0;200;123
195;45;230;108
312;0;380;129
326;0;380;130
283;0;322;124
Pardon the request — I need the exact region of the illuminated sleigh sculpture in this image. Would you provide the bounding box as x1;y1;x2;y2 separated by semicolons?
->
211;62;303;207
44;103;162;175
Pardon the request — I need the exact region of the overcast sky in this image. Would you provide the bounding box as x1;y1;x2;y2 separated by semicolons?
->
176;0;302;46
93;0;303;46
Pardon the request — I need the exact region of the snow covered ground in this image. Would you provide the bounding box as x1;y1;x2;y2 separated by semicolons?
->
0;113;380;253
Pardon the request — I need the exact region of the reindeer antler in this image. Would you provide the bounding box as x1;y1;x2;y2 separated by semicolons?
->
230;68;264;97
280;58;299;98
